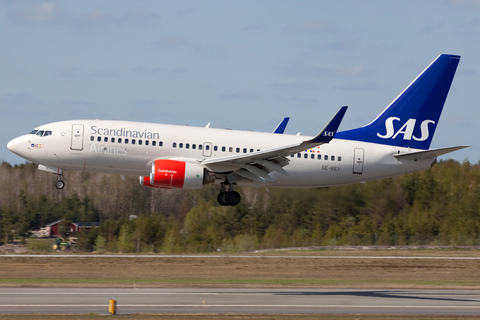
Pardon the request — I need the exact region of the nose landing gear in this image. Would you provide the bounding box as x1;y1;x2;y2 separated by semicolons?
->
55;180;65;189
55;169;65;190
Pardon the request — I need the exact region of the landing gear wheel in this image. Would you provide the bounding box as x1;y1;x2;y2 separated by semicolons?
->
217;192;228;206
225;191;241;206
217;191;241;206
55;180;65;190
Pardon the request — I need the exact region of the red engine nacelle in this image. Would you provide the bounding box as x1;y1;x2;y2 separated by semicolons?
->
139;176;160;188
140;159;214;189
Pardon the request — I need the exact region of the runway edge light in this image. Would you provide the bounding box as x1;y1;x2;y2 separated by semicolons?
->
109;299;116;315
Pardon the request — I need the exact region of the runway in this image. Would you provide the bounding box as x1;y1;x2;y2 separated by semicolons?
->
1;288;480;315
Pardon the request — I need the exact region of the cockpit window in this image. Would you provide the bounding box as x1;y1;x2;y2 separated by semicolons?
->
29;130;38;135
36;131;44;137
43;131;52;137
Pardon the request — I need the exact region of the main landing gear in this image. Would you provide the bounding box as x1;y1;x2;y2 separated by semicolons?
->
217;183;241;206
55;169;65;190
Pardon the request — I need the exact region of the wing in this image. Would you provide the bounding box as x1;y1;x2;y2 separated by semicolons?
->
272;117;290;134
200;106;348;182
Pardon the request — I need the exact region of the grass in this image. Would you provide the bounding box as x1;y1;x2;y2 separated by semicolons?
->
1;278;480;288
0;249;480;288
1;250;480;317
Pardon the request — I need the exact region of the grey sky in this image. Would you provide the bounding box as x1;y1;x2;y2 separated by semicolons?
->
1;0;479;164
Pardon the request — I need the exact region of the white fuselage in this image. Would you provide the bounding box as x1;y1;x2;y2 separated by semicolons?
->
7;120;435;188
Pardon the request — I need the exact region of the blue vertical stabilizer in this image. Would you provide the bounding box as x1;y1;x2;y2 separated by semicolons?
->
335;54;460;150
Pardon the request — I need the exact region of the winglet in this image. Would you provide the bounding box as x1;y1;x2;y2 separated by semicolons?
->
272;117;290;134
306;106;348;144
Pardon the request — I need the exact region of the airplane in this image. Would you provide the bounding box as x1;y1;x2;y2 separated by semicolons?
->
272;117;290;134
7;54;468;206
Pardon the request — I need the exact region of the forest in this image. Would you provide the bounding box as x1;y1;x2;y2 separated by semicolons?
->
1;158;480;253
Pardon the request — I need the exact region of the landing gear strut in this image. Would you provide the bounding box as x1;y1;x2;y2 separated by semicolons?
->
217;183;241;206
55;169;65;190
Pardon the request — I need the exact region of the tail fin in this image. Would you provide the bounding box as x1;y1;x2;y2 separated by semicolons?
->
335;54;460;150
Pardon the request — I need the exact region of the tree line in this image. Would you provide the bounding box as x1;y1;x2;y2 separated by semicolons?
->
1;159;480;252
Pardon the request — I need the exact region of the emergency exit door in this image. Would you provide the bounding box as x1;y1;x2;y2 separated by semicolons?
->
203;142;212;157
353;148;364;174
71;124;84;150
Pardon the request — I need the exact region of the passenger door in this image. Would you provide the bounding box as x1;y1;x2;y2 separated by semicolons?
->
353;148;364;174
71;124;84;151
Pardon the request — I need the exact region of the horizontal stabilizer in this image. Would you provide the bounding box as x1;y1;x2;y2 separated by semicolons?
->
394;145;469;160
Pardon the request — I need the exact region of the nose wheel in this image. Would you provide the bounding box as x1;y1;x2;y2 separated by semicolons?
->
55;180;65;190
55;168;65;190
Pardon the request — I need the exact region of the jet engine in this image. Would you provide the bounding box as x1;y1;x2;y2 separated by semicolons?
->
139;176;159;188
140;159;214;189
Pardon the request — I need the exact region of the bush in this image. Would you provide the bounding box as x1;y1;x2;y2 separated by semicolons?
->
27;239;54;253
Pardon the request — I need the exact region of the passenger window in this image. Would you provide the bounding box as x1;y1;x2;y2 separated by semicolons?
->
257;149;260;151
304;154;308;159
97;137;101;142
104;137;108;142
331;156;335;161
250;149;254;153
192;144;196;149
125;139;129;144
118;138;122;143
90;136;94;141
222;146;226;152
297;153;301;158
159;141;163;147
180;143;183;148
214;146;218;151
291;154;294;157
318;155;321;160
36;131;44;136
145;140;149;146
111;138;115;143
206;145;210;150
132;139;136;145
173;142;177;148
152;141;156;146
311;154;315;159
186;143;190;149
229;147;233;152
44;131;52;136
243;148;247;153
236;148;240;153
139;140;143;145
338;156;342;161
199;144;203;150
324;155;328;160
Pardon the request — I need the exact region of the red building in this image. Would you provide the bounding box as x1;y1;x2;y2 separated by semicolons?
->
43;220;99;237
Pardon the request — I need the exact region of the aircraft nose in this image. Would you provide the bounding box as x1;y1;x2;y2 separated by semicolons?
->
7;137;26;157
